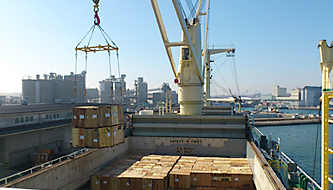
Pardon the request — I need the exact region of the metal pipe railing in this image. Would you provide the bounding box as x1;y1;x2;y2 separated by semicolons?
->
0;148;90;185
281;151;321;190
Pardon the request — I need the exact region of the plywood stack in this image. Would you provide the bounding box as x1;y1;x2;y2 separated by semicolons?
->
90;154;180;190
170;156;254;190
118;155;180;190
169;156;196;189
191;157;213;187
71;105;125;148
195;157;254;190
90;155;255;190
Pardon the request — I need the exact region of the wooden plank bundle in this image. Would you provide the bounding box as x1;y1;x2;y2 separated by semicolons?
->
90;155;255;190
71;105;125;148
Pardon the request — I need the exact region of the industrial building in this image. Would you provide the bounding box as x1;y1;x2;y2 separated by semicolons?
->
0;94;5;104
272;85;287;97
86;88;99;103
135;77;148;104
151;83;177;105
263;85;321;107
301;86;321;107
99;75;126;104
22;72;86;104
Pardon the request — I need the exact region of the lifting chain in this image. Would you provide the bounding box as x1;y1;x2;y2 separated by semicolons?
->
93;0;100;25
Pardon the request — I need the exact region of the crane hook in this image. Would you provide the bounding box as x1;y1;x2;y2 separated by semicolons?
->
94;12;100;25
93;4;100;25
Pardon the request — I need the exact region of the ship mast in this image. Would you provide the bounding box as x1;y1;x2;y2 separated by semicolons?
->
318;40;333;190
204;47;235;106
151;0;208;115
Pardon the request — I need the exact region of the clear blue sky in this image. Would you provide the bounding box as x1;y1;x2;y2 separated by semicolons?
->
0;0;331;96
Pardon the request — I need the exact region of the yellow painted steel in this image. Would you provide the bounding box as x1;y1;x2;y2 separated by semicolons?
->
75;45;118;53
268;160;287;179
319;40;333;190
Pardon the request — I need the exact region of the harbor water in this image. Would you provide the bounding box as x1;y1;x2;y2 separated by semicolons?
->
255;108;333;187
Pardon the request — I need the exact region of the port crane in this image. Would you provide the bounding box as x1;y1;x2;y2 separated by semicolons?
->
151;0;241;114
151;0;208;115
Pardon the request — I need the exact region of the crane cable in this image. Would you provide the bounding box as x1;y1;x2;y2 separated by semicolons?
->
74;25;95;98
312;101;321;179
74;0;120;100
231;58;240;96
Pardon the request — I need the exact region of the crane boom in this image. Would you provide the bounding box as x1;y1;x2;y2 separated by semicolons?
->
150;0;210;115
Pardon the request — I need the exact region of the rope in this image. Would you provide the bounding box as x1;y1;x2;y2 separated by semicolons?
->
107;49;112;78
75;25;95;49
211;79;232;96
84;52;88;97
97;25;118;47
116;50;120;78
212;58;229;75
216;65;231;91
86;25;96;48
231;58;240;96
74;50;78;98
312;101;321;178
178;0;188;20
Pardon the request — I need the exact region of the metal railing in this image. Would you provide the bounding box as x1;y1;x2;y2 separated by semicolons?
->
281;151;321;190
0;148;90;186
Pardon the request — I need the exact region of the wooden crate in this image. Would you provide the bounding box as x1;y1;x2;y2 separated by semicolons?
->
113;127;124;146
230;174;254;189
99;105;112;127
111;105;119;125
72;127;86;147
91;169;108;190
142;175;167;190
100;171;112;190
98;127;113;147
118;170;146;190
117;104;125;124
191;164;212;187
211;173;232;187
169;168;191;189
85;128;99;148
72;106;99;128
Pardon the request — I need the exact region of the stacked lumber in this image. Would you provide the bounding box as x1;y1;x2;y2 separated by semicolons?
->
118;155;179;190
90;155;255;190
72;105;125;148
91;154;179;190
171;156;254;190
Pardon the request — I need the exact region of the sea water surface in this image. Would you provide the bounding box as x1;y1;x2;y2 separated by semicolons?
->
258;121;333;186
